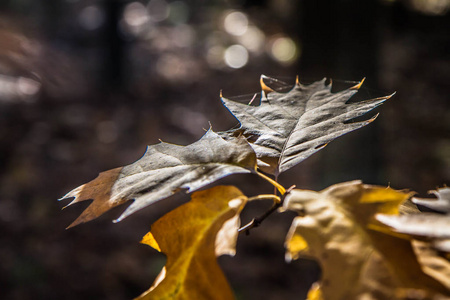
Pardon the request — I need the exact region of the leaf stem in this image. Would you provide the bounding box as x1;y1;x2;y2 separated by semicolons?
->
247;194;281;203
239;185;296;235
238;202;281;234
256;170;286;195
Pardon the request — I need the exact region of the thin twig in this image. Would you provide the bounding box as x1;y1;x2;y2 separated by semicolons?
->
239;185;296;235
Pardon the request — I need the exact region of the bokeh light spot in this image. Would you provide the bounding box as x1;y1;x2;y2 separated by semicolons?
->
172;25;195;48
206;45;226;69
238;25;265;53
168;1;190;24
124;2;149;27
224;44;249;69
17;77;40;97
270;36;298;64
78;5;105;31
410;0;450;15
147;0;170;22
223;11;248;36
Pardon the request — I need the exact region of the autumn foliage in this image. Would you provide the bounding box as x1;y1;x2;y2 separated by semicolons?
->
60;76;450;299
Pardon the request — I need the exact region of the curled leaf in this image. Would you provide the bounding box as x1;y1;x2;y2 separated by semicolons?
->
376;213;450;240
283;181;449;299
376;212;450;253
221;76;391;175
412;240;450;290
137;185;247;300
378;186;450;253
412;187;450;213
60;129;256;228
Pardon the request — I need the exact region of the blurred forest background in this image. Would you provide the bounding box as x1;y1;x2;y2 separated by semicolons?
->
0;0;449;299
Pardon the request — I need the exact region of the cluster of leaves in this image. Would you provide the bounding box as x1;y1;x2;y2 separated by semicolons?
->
284;182;450;299
60;76;450;299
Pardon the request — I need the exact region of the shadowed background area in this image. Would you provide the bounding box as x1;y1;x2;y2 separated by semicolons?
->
0;0;449;299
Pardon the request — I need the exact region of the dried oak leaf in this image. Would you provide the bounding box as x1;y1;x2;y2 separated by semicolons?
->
136;185;247;300
411;240;450;292
412;187;450;214
60;129;256;228
376;214;450;252
377;187;450;253
221;76;392;176
283;180;450;300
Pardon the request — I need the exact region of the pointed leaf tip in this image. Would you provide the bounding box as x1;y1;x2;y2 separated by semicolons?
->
386;91;396;99
350;77;366;90
141;232;161;252
367;112;380;123
260;75;274;94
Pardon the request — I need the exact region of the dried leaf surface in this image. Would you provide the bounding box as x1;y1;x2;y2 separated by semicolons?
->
412;187;450;213
60;129;256;227
283;181;450;299
376;213;450;240
378;187;450;253
137;185;247;300
221;76;391;175
412;240;450;290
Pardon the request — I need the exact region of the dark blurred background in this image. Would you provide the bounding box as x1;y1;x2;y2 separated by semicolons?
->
0;0;449;299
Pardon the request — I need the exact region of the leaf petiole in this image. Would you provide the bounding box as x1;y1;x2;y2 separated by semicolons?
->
239;185;296;235
256;170;286;195
247;194;281;203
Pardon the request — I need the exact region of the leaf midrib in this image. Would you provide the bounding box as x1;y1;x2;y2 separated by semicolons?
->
277;88;329;173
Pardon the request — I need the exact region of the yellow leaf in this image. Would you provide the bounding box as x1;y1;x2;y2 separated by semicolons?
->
412;240;450;290
141;232;161;252
285;217;309;262
306;283;323;300
283;180;450;299
137;185;247;300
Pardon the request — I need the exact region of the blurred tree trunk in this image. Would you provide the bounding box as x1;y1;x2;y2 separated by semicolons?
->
104;0;125;91
298;0;383;186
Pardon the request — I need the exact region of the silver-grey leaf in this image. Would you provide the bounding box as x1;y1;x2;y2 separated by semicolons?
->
376;213;450;253
221;75;392;176
60;129;256;227
412;187;450;214
376;213;450;239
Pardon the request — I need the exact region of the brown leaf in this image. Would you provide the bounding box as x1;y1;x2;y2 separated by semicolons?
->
60;129;256;228
137;185;247;300
283;181;450;299
221;76;392;175
412;240;450;291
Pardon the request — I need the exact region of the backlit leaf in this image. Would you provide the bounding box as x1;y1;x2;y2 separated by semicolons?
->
377;186;450;253
60;129;256;228
412;187;450;213
137;185;247;300
221;76;392;175
376;213;450;240
283;181;450;299
412;240;450;290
